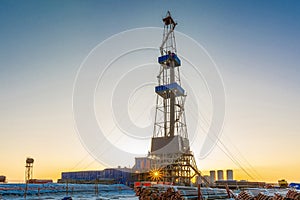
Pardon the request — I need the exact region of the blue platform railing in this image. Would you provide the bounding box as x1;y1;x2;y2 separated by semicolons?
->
158;53;181;67
155;82;185;99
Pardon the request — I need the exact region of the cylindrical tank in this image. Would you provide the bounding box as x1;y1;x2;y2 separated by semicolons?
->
226;169;233;180
209;170;216;183
26;158;34;164
217;170;224;180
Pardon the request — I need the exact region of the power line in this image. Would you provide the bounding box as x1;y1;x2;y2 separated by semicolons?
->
186;105;257;180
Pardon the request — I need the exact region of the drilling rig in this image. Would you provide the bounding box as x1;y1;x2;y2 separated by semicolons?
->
146;11;207;186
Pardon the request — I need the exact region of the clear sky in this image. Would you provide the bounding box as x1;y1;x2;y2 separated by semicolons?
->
0;0;299;183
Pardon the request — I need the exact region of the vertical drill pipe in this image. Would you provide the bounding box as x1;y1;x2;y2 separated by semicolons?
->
169;60;175;137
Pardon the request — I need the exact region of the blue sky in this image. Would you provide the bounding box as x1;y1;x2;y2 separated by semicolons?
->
0;0;300;182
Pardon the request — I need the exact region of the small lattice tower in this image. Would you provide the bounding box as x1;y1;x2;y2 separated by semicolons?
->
25;157;34;183
149;11;206;186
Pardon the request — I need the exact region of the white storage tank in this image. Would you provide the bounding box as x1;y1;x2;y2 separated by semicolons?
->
226;169;233;180
217;170;224;180
209;170;216;183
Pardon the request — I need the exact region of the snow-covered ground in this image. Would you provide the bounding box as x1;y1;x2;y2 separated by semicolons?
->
0;183;138;200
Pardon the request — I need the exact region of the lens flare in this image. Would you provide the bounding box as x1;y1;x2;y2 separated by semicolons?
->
149;168;163;181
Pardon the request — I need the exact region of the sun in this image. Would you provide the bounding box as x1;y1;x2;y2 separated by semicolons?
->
149;168;163;181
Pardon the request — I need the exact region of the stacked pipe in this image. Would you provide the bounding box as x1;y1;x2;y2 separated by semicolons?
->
135;187;183;200
286;190;300;200
236;190;300;200
237;191;252;200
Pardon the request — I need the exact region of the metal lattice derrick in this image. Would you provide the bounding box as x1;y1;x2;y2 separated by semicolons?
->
25;157;34;183
149;153;194;185
147;11;206;186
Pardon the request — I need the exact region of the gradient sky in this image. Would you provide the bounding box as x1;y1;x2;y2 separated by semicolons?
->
0;0;300;183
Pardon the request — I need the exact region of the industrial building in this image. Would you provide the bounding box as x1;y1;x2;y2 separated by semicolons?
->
215;180;266;189
58;167;134;185
133;157;151;172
